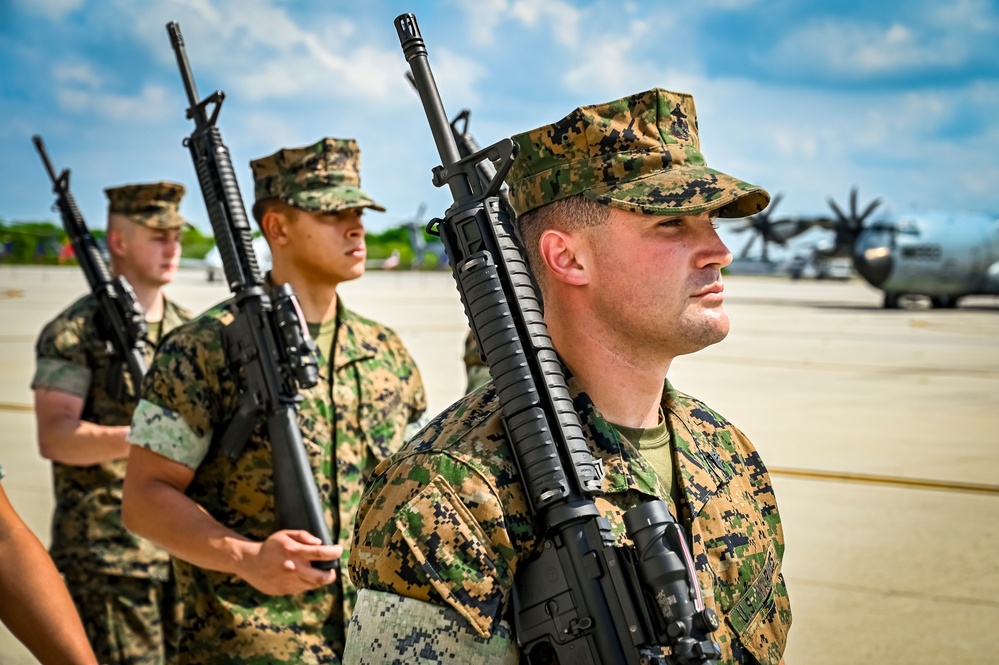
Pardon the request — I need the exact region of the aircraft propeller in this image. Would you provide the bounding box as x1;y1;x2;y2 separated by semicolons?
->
818;187;882;258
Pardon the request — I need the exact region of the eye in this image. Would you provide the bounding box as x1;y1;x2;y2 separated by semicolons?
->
658;218;682;229
710;221;720;230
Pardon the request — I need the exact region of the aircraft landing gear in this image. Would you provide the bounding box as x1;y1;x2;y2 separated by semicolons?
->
930;295;959;309
883;292;900;309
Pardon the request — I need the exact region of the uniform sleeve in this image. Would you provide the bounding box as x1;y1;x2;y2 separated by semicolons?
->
343;589;518;665
349;451;519;640
127;321;232;470
31;315;92;399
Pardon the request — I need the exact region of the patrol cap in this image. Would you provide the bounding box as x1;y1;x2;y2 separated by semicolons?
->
104;181;188;229
506;88;770;219
250;137;386;214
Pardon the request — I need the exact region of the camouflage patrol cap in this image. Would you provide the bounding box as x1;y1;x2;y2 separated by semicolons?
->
250;137;386;214
104;182;188;229
507;88;770;218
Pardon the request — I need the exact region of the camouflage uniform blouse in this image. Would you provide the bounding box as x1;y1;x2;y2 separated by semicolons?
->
347;379;791;665
129;298;426;665
31;293;191;580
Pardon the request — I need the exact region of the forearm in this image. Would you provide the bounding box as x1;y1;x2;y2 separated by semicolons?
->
38;418;130;466
0;518;97;664
122;464;256;575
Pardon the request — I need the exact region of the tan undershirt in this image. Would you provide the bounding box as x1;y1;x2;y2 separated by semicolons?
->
146;320;161;346
307;318;339;369
611;409;677;504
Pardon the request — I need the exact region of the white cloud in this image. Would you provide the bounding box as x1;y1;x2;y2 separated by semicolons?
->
56;83;171;123
450;0;510;47
51;57;172;123
769;17;982;77
510;0;582;47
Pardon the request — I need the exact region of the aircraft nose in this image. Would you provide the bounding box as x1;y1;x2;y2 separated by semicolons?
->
854;235;893;287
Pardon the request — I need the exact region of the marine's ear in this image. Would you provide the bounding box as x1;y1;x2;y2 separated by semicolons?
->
539;227;589;287
260;206;293;247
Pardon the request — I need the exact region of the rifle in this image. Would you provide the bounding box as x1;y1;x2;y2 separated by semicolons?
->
32;135;148;400
395;14;721;664
166;21;336;570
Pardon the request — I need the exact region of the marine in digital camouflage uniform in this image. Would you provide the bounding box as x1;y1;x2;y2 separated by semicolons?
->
346;89;791;664
125;137;427;665
31;182;192;665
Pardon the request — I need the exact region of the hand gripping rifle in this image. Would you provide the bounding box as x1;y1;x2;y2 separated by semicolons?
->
166;21;336;570
396;14;722;664
32;135;148;400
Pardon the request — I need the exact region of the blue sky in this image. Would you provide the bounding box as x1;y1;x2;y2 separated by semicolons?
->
2;0;998;255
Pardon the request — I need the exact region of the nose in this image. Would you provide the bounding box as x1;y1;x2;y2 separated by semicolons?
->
853;231;893;287
699;219;732;269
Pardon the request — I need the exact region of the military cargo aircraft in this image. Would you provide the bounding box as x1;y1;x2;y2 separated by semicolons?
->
745;187;999;308
853;208;999;308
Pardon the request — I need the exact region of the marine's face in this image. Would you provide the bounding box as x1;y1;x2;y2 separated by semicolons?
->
583;207;733;358
287;206;367;285
122;224;182;287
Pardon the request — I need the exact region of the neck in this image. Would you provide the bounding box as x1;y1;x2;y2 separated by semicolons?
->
546;298;670;429
270;263;338;324
112;264;165;322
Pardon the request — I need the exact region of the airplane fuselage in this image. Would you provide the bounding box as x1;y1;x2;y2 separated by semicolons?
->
853;211;999;306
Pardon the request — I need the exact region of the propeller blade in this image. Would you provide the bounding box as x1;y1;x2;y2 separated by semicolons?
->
739;232;758;259
858;198;882;225
768;192;784;215
828;197;849;226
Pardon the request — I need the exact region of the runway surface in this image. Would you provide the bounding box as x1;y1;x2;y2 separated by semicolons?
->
1;265;996;664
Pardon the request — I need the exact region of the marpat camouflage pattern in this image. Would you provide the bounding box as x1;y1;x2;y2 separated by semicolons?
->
506;88;770;219
32;294;191;579
130;294;426;665
32;293;191;664
251;138;387;214
104;181;189;229
348;379;791;665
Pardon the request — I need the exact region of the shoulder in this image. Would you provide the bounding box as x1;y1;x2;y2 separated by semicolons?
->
671;388;736;432
164;296;196;322
371;384;521;509
341;306;412;359
157;300;234;348
149;300;235;373
36;294;97;353
405;383;504;458
669;386;767;470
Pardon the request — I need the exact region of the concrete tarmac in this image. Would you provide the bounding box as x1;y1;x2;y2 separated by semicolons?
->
0;265;996;664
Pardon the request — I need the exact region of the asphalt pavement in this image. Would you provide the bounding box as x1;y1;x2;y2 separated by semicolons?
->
1;265;996;664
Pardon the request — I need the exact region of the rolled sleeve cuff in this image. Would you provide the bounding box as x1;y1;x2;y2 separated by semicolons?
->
128;399;212;470
31;358;91;398
344;590;517;665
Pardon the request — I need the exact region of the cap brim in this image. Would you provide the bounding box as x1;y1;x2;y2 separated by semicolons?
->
288;186;386;214
584;166;770;219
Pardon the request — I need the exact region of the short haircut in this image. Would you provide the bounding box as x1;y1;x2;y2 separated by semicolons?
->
515;194;610;292
251;197;283;227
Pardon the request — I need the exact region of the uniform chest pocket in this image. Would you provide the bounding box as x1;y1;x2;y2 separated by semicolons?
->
725;543;791;665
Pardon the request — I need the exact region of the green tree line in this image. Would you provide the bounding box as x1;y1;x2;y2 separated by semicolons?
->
0;220;443;269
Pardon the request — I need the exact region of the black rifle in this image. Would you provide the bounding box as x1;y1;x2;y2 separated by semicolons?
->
32;135;148;400
396;14;721;664
166;21;336;570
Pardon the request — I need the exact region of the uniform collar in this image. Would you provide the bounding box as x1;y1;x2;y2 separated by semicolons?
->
330;298;377;371
569;375;731;521
161;296;187;333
